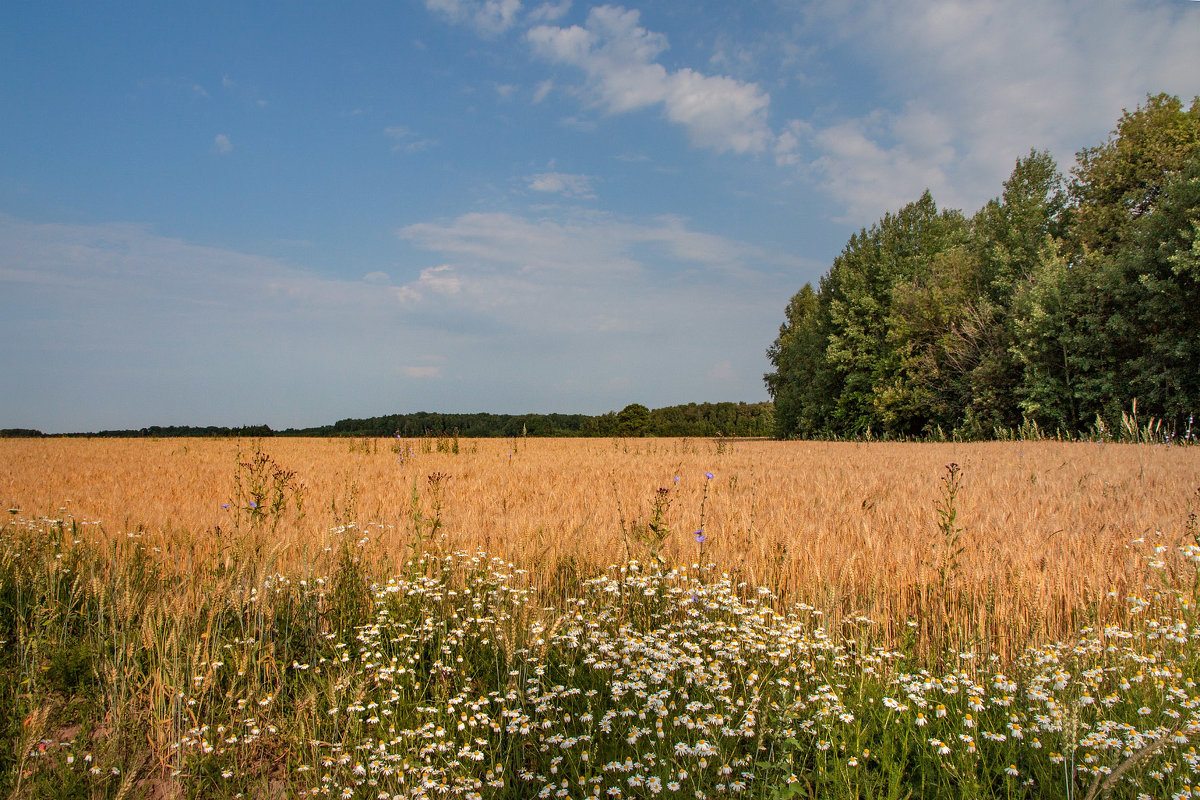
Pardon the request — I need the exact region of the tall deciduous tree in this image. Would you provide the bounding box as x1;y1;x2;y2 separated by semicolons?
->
764;283;827;437
1069;94;1200;257
766;94;1199;439
822;192;969;436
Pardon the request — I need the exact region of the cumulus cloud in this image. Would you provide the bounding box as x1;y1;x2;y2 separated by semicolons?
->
397;210;806;319
419;0;1198;224
527;6;773;154
424;0;523;36
402;212;635;277
527;171;595;198
395;265;463;305
399;210;796;281
402;365;442;378
526;0;571;24
213;134;233;154
794;0;1200;222
392;209;801;408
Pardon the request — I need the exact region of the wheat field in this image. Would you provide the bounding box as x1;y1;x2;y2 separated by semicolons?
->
3;436;1197;651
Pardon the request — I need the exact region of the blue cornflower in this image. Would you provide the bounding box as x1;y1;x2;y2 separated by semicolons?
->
673;476;680;483
220;503;230;509
694;529;706;543
705;472;714;480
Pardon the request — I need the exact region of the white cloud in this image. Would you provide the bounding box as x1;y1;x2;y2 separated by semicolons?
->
385;125;437;153
395;265;463;305
526;0;571;24
213;134;233;154
424;0;522;36
402;212;632;277
532;79;554;103
0;211;794;429
527;171;595;198
397;210;806;317
527;6;773;154
399;210;793;282
0;215;487;429
795;0;1200;222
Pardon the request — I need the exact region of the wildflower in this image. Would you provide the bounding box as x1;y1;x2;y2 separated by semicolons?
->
705;472;714;480
695;530;706;544
1006;765;1019;777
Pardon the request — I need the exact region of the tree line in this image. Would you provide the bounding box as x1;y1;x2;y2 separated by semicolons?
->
766;93;1200;440
3;402;773;439
315;401;772;438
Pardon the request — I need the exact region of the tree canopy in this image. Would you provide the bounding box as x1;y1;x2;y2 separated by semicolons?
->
766;93;1200;440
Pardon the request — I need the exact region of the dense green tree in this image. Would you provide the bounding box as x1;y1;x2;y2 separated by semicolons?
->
1013;94;1200;431
883;245;978;434
954;150;1066;433
822;192;970;436
615;403;651;436
1069;93;1200;257
1118;156;1200;421
764;284;828;437
766;94;1199;440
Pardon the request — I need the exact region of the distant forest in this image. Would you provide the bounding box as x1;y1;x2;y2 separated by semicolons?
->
765;93;1200;440
0;402;773;439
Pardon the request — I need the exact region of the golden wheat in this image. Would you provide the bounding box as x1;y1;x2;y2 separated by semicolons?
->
2;436;1197;652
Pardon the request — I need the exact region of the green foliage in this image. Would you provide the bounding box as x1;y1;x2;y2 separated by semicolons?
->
617;402;651;436
1068;93;1200;257
767;94;1200;441
326;538;372;640
228;445;305;533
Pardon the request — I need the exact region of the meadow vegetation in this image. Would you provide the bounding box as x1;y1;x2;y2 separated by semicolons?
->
1;436;1198;799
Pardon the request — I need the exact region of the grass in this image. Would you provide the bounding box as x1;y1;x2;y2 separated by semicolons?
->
0;437;1198;798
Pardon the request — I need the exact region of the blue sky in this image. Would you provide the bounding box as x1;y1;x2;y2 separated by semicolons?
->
2;1;1199;432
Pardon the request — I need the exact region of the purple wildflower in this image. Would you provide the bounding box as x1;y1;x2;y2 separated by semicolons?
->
694;529;706;543
705;472;714;480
